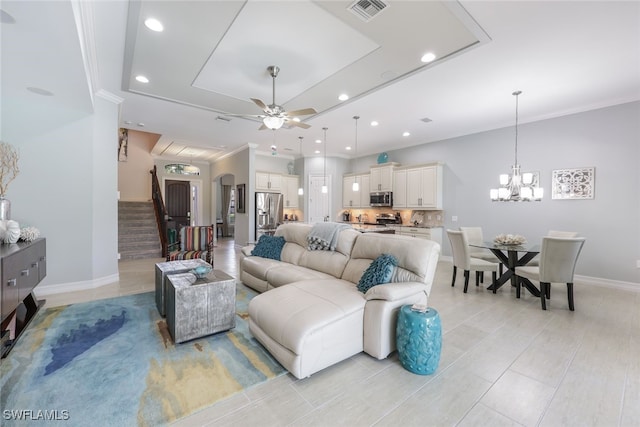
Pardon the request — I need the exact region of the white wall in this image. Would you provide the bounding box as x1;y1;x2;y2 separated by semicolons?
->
355;101;639;284
3;95;121;289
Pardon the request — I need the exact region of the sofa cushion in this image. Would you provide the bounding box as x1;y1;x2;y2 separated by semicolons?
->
357;254;398;293
266;265;335;288
343;233;438;285
251;234;286;260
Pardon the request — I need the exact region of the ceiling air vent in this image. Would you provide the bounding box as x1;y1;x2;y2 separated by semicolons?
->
348;0;389;22
420;117;433;123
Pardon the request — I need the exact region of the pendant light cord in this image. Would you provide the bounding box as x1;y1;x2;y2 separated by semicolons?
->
513;90;521;165
353;116;359;182
323;127;328;186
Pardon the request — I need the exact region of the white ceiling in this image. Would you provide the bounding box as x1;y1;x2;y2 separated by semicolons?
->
2;1;639;162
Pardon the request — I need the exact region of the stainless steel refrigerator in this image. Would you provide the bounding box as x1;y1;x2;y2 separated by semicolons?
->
255;192;283;240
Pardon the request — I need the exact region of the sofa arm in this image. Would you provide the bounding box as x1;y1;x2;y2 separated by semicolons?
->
241;245;254;257
364;282;427;302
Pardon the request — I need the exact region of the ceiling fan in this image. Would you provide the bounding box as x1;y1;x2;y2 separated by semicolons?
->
229;65;317;130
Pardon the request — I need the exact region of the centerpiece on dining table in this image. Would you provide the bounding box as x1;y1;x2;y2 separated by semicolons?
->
493;233;526;246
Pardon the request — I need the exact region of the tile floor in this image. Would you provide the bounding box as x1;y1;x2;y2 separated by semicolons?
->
42;238;639;427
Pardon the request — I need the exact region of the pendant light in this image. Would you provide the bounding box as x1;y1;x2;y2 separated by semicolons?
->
352;116;360;192
490;90;543;201
321;127;328;194
297;136;304;196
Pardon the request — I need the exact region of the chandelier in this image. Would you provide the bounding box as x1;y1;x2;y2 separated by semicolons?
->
490;90;543;201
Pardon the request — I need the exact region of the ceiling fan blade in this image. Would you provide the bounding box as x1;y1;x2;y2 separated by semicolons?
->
285;108;317;117
258;123;268;130
286;120;311;129
223;112;264;118
251;98;268;111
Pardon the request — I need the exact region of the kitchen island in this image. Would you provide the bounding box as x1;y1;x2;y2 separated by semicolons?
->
349;224;395;233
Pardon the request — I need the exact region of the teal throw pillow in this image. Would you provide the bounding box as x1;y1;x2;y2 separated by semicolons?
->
357;254;398;293
251;235;286;260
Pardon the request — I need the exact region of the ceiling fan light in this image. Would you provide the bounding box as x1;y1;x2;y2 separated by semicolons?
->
263;116;284;130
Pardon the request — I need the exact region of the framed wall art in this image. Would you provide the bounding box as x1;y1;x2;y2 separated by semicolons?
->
551;167;595;200
236;184;245;213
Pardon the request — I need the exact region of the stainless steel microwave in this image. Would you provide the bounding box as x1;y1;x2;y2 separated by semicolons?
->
370;191;393;207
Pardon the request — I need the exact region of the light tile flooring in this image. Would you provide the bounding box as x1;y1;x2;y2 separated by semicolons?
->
43;238;639;427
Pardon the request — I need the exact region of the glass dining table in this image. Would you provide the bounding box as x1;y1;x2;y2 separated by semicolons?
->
470;242;541;297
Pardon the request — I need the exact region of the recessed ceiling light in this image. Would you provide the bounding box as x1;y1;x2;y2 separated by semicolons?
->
124;121;132;125
144;18;164;32
26;87;54;96
370;121;379;127
137;122;145;127
346;146;352;150
403;131;411;137
338;93;349;101
135;75;149;83
315;139;322;144
421;52;436;63
314;150;320;154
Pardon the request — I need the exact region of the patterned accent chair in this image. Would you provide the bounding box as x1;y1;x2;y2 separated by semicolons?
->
166;224;214;266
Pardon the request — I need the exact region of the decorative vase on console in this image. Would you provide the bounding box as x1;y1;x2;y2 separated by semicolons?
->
0;141;19;221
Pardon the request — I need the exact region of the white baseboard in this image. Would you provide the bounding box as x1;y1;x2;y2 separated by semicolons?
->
438;256;639;293
34;273;120;297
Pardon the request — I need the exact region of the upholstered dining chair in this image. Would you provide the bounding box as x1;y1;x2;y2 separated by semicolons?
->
526;230;579;266
166;224;215;266
460;226;503;277
447;229;499;293
515;236;585;310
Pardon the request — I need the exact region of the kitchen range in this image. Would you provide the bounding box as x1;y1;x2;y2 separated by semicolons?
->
350;212;402;233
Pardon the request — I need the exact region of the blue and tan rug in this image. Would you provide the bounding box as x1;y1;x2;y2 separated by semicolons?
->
0;283;285;426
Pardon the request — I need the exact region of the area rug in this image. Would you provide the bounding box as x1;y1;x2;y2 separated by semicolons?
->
0;283;285;426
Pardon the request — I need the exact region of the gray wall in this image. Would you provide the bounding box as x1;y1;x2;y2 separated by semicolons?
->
351;102;639;284
2;94;120;289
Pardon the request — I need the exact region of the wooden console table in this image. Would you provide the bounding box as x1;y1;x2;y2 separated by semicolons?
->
1;238;46;358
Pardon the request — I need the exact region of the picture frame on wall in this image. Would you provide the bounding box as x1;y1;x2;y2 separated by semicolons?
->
118;128;128;161
236;184;245;213
551;167;595;200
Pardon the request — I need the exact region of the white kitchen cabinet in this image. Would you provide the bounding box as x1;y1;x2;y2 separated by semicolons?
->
282;175;299;208
358;174;370;207
343;174;370;208
392;169;407;208
256;172;282;192
405;163;443;209
370;163;397;192
394;226;443;246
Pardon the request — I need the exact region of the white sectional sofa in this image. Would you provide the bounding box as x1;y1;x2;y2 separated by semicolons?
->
240;223;440;379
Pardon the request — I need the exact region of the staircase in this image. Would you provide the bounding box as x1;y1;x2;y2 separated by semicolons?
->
118;201;162;260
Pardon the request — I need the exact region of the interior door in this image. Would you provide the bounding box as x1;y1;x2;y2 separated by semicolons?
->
309;175;330;223
166;180;191;227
